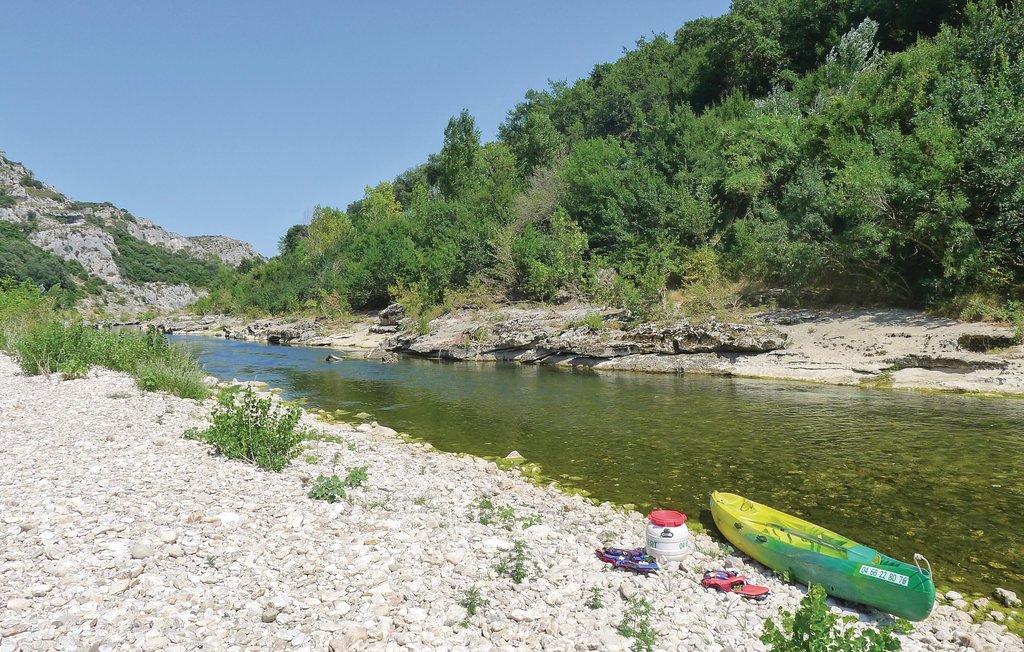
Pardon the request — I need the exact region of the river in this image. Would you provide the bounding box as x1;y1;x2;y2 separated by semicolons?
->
173;334;1024;597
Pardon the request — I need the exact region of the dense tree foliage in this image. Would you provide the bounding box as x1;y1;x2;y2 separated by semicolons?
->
111;230;223;287
200;0;1024;319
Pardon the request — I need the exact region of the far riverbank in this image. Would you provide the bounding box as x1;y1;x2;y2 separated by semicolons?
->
150;303;1024;397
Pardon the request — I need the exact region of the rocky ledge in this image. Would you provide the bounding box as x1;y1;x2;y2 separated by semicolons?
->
1;356;1021;651
149;314;385;350
380;304;787;373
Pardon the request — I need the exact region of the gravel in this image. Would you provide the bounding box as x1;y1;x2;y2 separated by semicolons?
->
1;354;1021;651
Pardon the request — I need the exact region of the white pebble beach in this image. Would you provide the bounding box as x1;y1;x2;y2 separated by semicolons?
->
1;355;1020;651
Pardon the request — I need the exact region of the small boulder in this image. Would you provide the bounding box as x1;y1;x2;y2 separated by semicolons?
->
377;303;406;327
995;587;1021;608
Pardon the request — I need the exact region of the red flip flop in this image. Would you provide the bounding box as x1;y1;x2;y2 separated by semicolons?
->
701;570;770;601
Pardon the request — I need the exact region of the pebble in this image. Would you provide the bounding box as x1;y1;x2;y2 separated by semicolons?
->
261;608;279;623
0;355;1019;652
130;543;153;559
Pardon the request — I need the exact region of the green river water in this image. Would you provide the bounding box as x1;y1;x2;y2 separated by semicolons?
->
174;335;1024;597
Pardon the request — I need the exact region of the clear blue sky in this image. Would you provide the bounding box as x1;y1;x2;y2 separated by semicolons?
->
1;1;729;256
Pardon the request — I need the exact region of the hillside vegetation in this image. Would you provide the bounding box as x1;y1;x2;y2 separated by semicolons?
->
0;222;105;307
196;0;1024;322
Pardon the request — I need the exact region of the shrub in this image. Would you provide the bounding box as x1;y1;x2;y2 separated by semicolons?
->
186;386;306;471
60;358;88;380
135;354;209;400
0;278;53;348
761;584;907;651
110;229;222;287
20;174;44;189
567;312;604;331
5;315;208;399
0;192;16;208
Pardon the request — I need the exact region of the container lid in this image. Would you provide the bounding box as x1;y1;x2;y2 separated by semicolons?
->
648;510;687;527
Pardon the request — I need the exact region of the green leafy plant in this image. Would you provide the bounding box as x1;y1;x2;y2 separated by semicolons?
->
344;465;368;488
186;386;306;471
458;586;487;626
59;358;88;380
308;474;346;502
473;496;541;530
20;174;44;189
585;586;603;610
617;596;658;652
495;540;534;584
761;584;905;651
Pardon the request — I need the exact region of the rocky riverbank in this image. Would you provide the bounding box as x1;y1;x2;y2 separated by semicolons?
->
149;303;1024;396
379;304;1024;396
1;356;1022;651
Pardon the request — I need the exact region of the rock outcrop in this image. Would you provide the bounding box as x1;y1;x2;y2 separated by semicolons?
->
383;306;786;372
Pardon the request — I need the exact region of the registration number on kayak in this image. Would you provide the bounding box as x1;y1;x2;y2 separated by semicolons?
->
859;565;909;586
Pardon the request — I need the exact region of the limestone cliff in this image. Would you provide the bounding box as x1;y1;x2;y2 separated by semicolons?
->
0;150;262;314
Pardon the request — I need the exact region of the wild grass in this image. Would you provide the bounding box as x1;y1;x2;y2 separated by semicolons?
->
0;277;209;400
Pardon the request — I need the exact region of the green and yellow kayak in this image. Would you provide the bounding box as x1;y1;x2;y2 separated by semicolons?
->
710;491;935;621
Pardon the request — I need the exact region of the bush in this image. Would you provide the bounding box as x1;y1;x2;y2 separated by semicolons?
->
5;312;209;400
186;386;306;471
0;192;16;208
110;229;222;287
0;278;52;348
0;222;100;305
761;584;907;651
20;174;44;189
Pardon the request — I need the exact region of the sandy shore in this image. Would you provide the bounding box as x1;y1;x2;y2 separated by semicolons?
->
1;355;1020;651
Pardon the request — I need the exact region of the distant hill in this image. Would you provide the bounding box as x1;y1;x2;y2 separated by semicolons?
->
0;151;262;314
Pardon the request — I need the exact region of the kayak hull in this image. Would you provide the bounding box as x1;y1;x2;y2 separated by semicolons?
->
710;491;935;621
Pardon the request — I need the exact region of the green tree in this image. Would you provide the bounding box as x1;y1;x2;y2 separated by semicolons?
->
439;109;482;199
